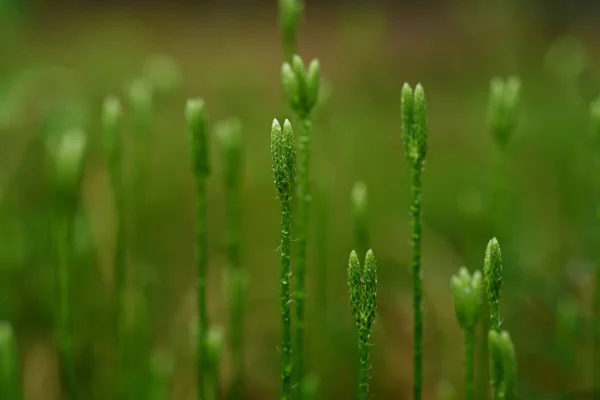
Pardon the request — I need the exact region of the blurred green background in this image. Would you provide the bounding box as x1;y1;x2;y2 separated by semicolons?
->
1;0;600;399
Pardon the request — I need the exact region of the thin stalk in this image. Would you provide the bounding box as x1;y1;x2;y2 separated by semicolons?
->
410;167;423;400
57;210;77;400
358;326;370;400
281;200;293;400
464;327;475;400
294;116;311;394
0;322;21;400
195;177;209;400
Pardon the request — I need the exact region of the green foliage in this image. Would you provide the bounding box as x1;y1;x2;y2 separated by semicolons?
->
271;119;296;400
451;267;483;400
281;55;320;119
277;0;303;61
451;267;483;330
49;128;88;207
0;322;21;400
487;76;521;150
347;249;377;400
488;330;517;400
401;82;428;400
484;237;503;332
401;83;428;168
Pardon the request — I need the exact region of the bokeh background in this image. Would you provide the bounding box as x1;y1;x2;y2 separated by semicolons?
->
2;0;600;398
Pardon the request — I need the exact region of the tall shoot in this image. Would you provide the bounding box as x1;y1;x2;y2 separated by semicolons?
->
216;117;246;399
400;83;428;400
277;0;303;62
270;119;296;400
186;99;211;400
49;128;88;400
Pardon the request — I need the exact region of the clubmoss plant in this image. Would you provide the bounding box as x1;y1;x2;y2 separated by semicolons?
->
49;127;88;400
484;238;503;332
488;330;517;400
216;117;246;400
351;181;369;259
271;118;296;400
348;249;378;400
281;54;320;393
186;98;211;400
451;267;484;400
401;83;428;400
0;322;21;400
277;0;303;61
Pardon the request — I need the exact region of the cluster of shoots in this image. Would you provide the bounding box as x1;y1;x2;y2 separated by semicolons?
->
281;52;320;394
450;238;517;400
347;250;378;400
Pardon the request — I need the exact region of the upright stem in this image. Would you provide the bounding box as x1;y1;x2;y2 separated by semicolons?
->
224;162;244;400
464;327;476;400
295;117;311;393
595;269;600;394
57;211;77;400
280;200;293;400
195;177;209;400
410;166;423;400
358;325;371;400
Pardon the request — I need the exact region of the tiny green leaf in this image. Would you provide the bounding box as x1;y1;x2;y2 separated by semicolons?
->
281;62;300;111
306;58;320;111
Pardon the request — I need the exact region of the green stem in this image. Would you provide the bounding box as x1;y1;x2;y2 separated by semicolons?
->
57;211;77;400
195;177;209;400
295;117;311;393
594;266;600;393
464;327;475;400
358;325;370;400
280;200;293;400
410;166;423;400
224;158;243;400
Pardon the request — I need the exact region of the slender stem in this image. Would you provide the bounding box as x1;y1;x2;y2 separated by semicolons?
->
224;160;244;400
195;177;209;400
295;117;311;393
280;200;293;400
57;211;77;400
358;325;370;400
410;166;423;400
464;327;476;400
